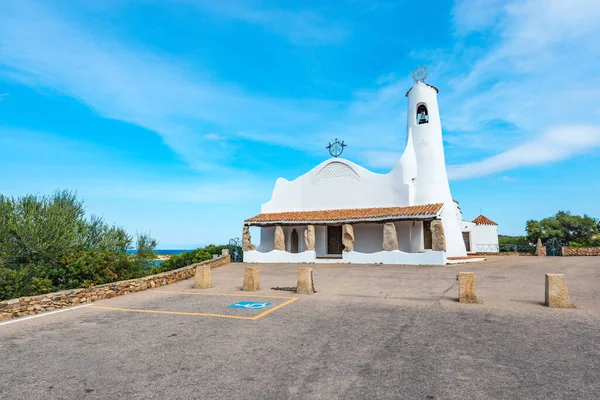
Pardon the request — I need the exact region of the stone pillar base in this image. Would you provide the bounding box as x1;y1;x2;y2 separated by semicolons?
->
458;272;478;303
545;274;571;308
194;266;211;289
297;268;314;294
243;268;260;291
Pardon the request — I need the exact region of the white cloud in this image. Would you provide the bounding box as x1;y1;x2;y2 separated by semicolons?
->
2;0;599;182
186;0;349;45
448;125;600;179
0;0;326;172
204;133;224;141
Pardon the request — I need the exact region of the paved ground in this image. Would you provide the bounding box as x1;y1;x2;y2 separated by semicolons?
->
1;256;600;399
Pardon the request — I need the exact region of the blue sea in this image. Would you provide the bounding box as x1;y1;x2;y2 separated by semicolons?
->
126;249;193;268
126;249;193;255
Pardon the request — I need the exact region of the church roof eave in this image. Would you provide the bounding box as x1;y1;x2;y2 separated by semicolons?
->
245;203;444;226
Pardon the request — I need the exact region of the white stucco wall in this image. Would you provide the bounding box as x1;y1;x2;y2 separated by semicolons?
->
471;225;499;252
406;83;466;257
262;158;412;213
315;225;328;257
353;224;383;253
257;227;275;252
243;249;446;265
460;221;499;253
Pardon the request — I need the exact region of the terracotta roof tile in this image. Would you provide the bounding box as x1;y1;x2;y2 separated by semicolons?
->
245;203;444;225
472;215;498;225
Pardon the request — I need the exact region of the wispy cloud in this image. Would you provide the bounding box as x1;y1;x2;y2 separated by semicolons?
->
0;0;326;172
1;0;599;183
436;0;600;176
187;0;349;45
448;125;600;179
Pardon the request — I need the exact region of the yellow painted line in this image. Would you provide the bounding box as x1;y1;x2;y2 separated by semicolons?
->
154;290;296;300
252;297;298;320
89;305;255;320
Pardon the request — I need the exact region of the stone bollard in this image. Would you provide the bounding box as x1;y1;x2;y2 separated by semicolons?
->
194;265;211;289
545;274;571;308
458;272;478;303
243;268;260;291
297;268;314;294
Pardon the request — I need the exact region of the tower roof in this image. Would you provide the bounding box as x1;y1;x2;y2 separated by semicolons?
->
405;82;439;97
472;215;498;226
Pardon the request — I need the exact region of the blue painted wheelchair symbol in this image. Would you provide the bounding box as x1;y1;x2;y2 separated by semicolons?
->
229;301;272;310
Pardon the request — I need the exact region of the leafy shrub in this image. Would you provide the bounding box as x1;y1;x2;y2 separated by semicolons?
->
0;191;157;300
146;244;225;275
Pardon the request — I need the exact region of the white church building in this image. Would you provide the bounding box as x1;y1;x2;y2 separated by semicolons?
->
242;71;499;265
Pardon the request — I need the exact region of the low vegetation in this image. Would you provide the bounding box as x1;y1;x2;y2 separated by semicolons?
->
144;245;226;275
526;211;600;246
500;211;600;251
0;190;224;301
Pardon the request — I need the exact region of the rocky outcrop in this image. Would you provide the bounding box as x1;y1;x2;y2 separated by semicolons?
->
342;224;354;252
0;255;230;322
382;223;398;251
242;225;256;251
304;225;315;251
274;226;285;251
431;220;446;252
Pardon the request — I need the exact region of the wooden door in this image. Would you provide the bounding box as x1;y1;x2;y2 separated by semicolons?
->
291;229;299;253
462;232;471;252
423;221;432;250
327;226;343;254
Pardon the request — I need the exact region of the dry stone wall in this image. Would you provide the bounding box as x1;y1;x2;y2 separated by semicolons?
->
0;255;230;321
562;247;600;256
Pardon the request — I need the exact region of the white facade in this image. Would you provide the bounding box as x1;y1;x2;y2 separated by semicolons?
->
244;79;498;265
460;220;500;253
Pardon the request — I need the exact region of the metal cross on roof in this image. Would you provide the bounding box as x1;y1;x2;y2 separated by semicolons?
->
327;138;347;157
412;66;428;83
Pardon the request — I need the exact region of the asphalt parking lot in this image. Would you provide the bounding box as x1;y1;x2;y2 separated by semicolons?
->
1;256;599;399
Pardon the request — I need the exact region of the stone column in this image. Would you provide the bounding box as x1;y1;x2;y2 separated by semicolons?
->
458;272;478;303
297;268;314;294
242;225;256;251
304;225;315;251
274;226;285;251
194;266;211;289
243;267;260;291
342;224;354;252
431;220;447;252
382;222;398;251
545;274;571;308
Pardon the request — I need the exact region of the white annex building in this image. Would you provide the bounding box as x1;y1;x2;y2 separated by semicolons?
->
243;71;499;265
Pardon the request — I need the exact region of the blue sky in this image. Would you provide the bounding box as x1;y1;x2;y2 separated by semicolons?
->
1;0;600;248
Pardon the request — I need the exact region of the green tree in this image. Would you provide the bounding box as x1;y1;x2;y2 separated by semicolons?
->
0;190;158;300
526;211;600;244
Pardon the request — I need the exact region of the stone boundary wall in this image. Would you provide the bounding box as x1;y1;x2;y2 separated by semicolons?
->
0;255;230;321
475;252;533;256
562;246;600;256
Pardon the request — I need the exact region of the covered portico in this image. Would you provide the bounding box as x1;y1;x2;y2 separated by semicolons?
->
242;203;448;265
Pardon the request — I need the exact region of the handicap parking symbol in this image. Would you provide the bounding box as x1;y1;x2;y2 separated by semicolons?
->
229;301;272;310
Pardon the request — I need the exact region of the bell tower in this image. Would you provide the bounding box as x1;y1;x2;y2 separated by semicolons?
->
406;67;467;257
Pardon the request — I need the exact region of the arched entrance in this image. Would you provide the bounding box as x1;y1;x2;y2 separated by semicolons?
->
291;229;299;253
